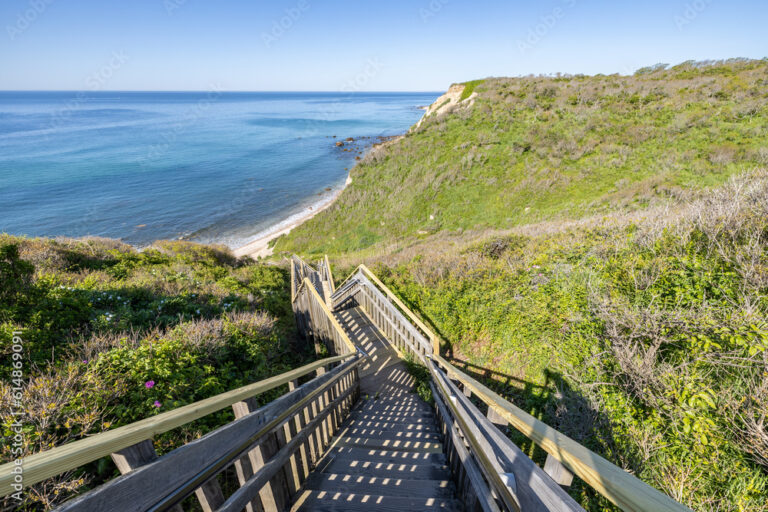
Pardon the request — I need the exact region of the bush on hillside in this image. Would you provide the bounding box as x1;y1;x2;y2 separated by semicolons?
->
370;172;768;511
0;237;302;510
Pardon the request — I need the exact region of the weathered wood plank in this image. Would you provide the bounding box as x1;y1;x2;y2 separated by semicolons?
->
486;406;508;431
545;453;574;488
431;382;500;512
218;383;358;512
290;489;462;511
194;479;226;512
109;441;183;512
434;354;692;512
232;397;275;512
432;363;582;512
53;358;360;512
0;355;351;494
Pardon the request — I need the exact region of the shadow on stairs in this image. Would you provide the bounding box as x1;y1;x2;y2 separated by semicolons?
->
290;307;463;511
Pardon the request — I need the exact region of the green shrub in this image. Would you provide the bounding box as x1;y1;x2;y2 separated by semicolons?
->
0;236;306;510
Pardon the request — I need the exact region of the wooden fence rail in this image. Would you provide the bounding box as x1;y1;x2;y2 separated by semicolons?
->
2;257;364;511
56;356;362;512
0;355;350;497
292;275;357;357
3;252;691;512
429;359;583;512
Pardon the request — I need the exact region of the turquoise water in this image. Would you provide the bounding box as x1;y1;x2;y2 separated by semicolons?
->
0;91;437;247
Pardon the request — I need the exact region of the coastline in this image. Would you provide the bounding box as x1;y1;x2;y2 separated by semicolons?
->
233;175;351;259
233;133;403;260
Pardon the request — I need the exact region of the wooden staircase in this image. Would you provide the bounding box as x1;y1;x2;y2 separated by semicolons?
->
0;255;693;512
291;363;461;510
291;302;461;510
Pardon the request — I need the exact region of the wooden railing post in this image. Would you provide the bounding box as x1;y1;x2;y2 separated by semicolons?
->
232;397;288;512
194;479;226;512
110;440;184;512
486;406;508;432
322;280;332;308
113;439;224;511
275;419;301;497
544;454;574;488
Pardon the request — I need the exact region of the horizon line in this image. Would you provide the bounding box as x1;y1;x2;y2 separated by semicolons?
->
0;89;445;94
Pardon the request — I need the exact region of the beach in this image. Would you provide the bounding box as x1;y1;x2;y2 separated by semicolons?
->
233;134;403;260
233;175;350;259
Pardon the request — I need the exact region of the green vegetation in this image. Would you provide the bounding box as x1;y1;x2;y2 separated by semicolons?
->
458;79;485;101
372;174;768;510
0;237;303;510
277;58;768;257
3;59;766;511
279;59;768;511
402;352;433;404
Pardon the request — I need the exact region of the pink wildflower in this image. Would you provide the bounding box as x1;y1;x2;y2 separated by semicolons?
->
145;380;155;389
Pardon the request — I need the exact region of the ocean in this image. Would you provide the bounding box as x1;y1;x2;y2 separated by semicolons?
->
0;91;437;248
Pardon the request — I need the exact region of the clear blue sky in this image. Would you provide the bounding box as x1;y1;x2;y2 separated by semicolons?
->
2;0;766;91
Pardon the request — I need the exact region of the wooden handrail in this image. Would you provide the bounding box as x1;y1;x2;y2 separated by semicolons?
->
332;263;441;355
295;276;357;354
429;359;522;512
323;254;335;293
336;270;432;360
432;354;691;512
0;354;352;495
430;360;583;511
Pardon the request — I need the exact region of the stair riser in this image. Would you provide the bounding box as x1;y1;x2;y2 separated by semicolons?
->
292;490;463;512
345;419;437;430
340;428;442;440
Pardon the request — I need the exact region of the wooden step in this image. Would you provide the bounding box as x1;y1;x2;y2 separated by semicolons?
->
349;408;435;418
345;418;438;431
357;394;426;403
347;412;436;424
351;410;435;421
334;436;443;453
340;426;441;440
291;489;463;511
356;401;433;414
302;473;456;498
320;458;452;479
321;446;446;465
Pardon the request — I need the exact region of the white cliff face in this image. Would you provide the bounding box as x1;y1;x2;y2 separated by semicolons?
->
413;83;478;130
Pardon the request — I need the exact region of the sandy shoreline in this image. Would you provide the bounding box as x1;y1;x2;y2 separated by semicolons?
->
233;175;350;259
232;133;402;260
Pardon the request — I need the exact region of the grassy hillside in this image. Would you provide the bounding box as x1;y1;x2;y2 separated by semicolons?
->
277;59;768;511
277;58;768;257
0;237;303;510
371;173;768;510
